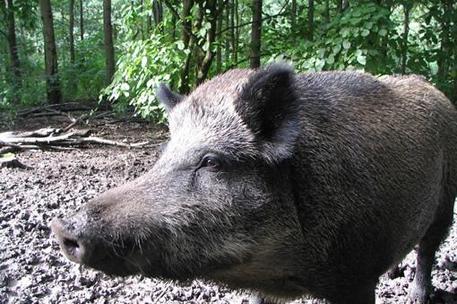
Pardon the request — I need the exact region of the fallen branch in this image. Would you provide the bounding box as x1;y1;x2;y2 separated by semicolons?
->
76;137;149;148
0;144;41;154
0;127;61;139
0;128;149;153
1;132;77;144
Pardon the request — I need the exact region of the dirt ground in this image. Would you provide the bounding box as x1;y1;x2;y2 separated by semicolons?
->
1;116;457;304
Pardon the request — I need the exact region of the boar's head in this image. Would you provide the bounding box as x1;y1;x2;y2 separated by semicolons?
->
52;63;305;296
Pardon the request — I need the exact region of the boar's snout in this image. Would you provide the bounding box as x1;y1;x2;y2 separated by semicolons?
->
51;217;94;265
50;189;156;277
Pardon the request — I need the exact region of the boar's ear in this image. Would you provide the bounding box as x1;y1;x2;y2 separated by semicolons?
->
156;83;184;112
236;63;300;162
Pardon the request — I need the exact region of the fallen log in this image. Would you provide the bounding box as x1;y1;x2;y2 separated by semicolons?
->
75;137;149;148
0;128;149;153
0;127;60;139
1;132;77;144
0;145;38;154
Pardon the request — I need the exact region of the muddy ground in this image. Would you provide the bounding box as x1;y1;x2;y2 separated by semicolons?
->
1;115;457;304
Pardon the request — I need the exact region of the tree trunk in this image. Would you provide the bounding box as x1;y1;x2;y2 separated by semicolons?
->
230;0;236;63
437;0;450;85
146;5;152;33
216;0;223;73
171;12;176;40
194;2;205;80
103;0;115;84
79;0;84;40
291;0;296;31
179;0;194;93
224;2;230;63
437;0;454;100
307;0;314;41
453;42;457;103
68;0;77;94
452;4;457;103
337;0;342;12
234;0;239;64
324;0;330;23
197;0;217;84
4;0;22;102
400;3;411;74
69;0;75;64
39;0;62;104
152;0;163;26
250;0;262;68
342;0;349;11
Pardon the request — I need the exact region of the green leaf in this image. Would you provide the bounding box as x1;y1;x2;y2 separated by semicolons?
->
141;56;148;68
326;55;335;65
120;83;130;91
333;44;342;55
361;29;370;37
379;29;387;36
356;54;367;65
146;79;155;88
340;28;350;38
177;41;185;51
343;40;351;50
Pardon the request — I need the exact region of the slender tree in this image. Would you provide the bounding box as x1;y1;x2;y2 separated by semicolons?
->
230;0;236;63
453;43;457;103
146;0;152;32
39;0;62;104
342;0;349;10
79;0;84;40
179;0;194;93
224;1;230;63
401;2;411;74
307;0;314;41
197;0;217;84
103;0;115;84
69;0;75;64
3;0;22;102
437;0;452;86
171;10;176;40
250;0;262;68
324;0;330;23
68;0;77;94
234;0;239;64
291;0;297;30
216;0;223;72
152;0;163;26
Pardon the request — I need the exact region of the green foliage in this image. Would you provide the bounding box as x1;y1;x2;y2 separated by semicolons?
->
61;34;107;100
295;3;393;73
104;33;186;122
265;2;396;73
1;0;456;124
104;2;186;123
262;1;456;103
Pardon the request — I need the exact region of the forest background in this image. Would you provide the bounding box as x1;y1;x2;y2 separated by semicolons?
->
1;0;456;123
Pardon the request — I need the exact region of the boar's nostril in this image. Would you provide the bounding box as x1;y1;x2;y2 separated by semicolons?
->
63;237;81;258
51;218;86;264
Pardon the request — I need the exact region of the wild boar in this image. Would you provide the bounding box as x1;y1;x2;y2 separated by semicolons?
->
51;63;457;304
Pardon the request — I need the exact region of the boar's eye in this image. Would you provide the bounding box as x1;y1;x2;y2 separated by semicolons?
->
198;154;222;171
